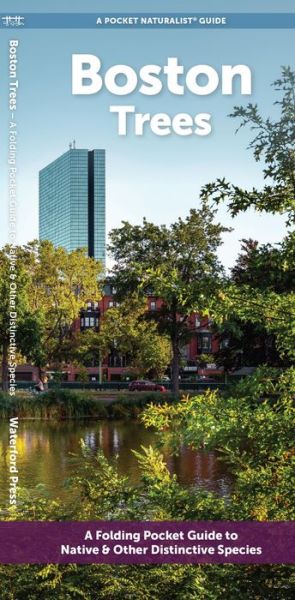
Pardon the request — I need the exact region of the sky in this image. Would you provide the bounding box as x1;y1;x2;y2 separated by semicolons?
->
1;1;294;270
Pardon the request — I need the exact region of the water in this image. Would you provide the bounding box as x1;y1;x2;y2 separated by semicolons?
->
0;420;231;505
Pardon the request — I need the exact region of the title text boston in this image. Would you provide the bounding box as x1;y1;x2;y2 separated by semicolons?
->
72;56;252;136
72;56;252;96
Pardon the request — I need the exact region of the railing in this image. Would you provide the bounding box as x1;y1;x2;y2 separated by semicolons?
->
14;381;227;391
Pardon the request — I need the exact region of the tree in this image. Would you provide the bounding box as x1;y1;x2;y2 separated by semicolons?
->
142;367;295;523
210;283;295;365
97;296;172;379
231;236;295;293
58;328;102;369
212;236;295;370
57;297;171;380
200;67;295;225
22;240;103;373
0;246;30;391
199;68;295;367
108;206;230;393
0;240;103;388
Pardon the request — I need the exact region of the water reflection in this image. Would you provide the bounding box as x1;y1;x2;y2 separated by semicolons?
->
0;421;231;503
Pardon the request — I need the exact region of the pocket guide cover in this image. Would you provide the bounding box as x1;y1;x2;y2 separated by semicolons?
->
0;0;294;596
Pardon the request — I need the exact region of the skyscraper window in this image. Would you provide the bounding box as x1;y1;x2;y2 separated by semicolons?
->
39;146;106;264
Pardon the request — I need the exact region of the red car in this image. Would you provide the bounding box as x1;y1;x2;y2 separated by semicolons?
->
128;380;167;392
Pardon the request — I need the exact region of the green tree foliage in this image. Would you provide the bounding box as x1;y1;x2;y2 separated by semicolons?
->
0;561;293;600
231;235;295;293
97;296;171;379
55;296;171;380
0;562;293;600
212;285;295;363
199;69;295;369
1;424;294;598
213;236;295;369
55;328;102;371
0;246;31;390
143;367;295;521
0;241;103;386
200;67;295;224
108;206;230;393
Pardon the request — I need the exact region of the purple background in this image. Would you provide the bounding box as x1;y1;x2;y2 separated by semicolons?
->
0;521;294;564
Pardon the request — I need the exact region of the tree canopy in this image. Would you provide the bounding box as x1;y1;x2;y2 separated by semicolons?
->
97;296;171;379
0;241;103;389
108;205;230;392
200;66;295;224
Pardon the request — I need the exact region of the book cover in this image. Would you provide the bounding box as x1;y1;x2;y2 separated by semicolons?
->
0;1;294;597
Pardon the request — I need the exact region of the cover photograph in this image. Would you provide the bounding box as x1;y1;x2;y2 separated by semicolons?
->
0;0;294;597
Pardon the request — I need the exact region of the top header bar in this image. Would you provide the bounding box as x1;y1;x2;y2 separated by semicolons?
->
1;13;295;29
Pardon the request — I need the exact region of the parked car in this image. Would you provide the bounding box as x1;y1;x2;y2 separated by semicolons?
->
128;380;167;392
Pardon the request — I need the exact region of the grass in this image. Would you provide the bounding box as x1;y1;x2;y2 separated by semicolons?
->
0;389;178;420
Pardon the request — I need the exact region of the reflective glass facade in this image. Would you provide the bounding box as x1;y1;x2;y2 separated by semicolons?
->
39;148;105;264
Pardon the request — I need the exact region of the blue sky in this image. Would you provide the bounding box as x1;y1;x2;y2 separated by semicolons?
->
1;1;294;269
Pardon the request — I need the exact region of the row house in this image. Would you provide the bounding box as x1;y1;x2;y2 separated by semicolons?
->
70;283;221;382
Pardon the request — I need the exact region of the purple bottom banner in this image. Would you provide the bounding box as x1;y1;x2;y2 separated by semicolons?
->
0;521;294;564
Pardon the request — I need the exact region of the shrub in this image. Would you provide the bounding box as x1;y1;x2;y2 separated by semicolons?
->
0;390;177;420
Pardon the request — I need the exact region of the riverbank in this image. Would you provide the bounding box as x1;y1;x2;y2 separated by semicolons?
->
0;389;178;420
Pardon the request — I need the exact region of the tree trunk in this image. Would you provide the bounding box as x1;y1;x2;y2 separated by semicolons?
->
171;337;180;396
265;334;275;365
1;342;9;392
99;355;102;384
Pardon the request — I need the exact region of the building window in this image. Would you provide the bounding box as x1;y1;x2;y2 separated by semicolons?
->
197;333;212;353
87;301;92;311
89;317;95;327
150;301;156;311
80;317;84;327
84;317;90;327
93;301;98;310
108;352;127;368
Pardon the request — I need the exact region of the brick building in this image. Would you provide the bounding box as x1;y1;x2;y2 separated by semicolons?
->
15;284;221;384
70;283;221;382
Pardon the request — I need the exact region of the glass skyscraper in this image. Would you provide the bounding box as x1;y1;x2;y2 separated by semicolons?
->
39;147;106;264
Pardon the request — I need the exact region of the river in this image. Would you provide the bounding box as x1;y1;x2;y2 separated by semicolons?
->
0;420;231;506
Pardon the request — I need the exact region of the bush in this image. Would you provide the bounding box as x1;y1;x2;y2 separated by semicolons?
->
0;390;177;420
107;392;178;420
1;445;294;598
0;390;108;420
